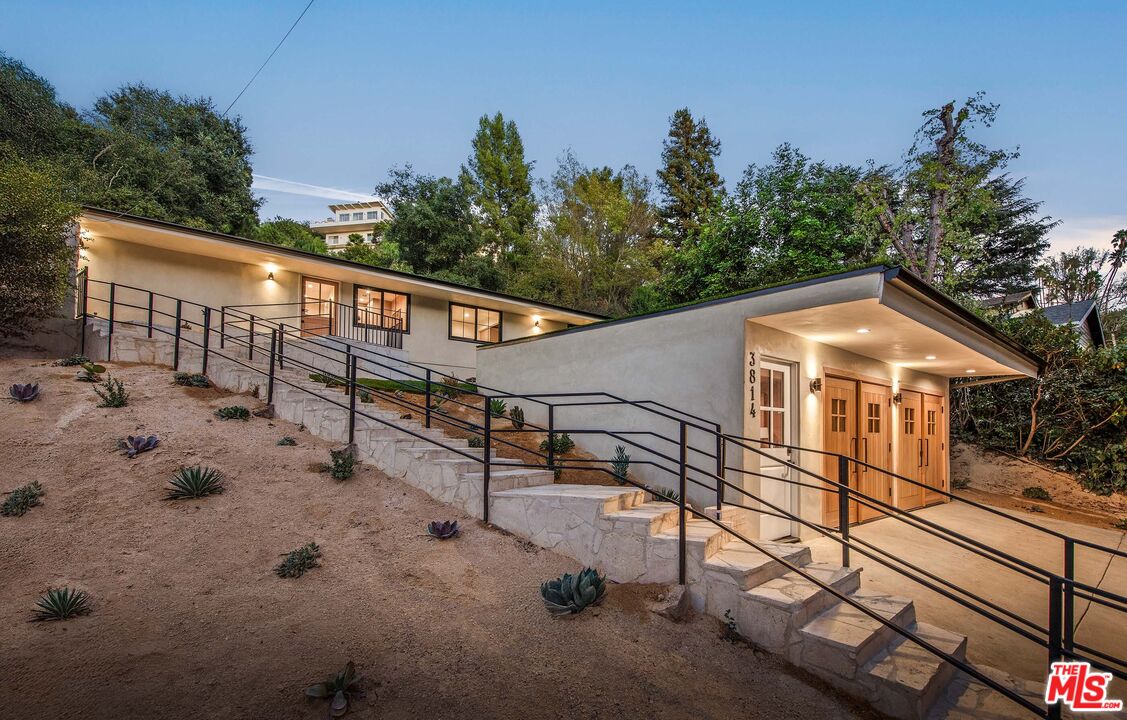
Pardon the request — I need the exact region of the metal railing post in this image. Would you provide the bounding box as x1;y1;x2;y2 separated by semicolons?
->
172;299;182;371
483;396;492;522
147;291;154;338
79;269;88;356
1048;576;1064;720
201;307;211;375
425;369;432;429
547;405;556;470
715;432;725;514
267;329;277;405
344;343;351;379
678;421;688;586
347;353;357;445
219;306;226;349
838;455;851;568
1063;539;1075;653
107;282;116;360
278;323;285;370
248;315;255;361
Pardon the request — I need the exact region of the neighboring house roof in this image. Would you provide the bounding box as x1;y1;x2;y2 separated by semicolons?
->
78;206;607;324
981;290;1036;309
1042;298;1105;346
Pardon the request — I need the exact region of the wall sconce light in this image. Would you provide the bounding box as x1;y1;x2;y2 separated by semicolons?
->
534;319;540;328
892;392;903;404
809;378;822;393
267;272;275;281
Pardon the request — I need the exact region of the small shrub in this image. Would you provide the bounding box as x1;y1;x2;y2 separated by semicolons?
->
1021;486;1052;502
1113;518;1127;531
540;567;606;615
1028;505;1045;513
394;389;406;400
173;372;210;388
426;520;460;539
94;376;128;407
55;354;89;367
75;362;106;382
215;405;250;421
2;480;45;517
951;476;971;490
649;485;681;504
539;433;575;455
509;405;525;430
722;609;740;642
309;372;345;389
277;436;298;446
276;541;321;578
9;383;40;402
358;389;372;403
489;398;507;418
33;587;91;621
440;375;463;398
120;434;159;458
611;445;630;484
305;661;363;716
166;466;225;499
467;435;485;449
330;448;355;480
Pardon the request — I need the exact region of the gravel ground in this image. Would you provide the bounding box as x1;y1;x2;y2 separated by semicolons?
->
0;357;871;720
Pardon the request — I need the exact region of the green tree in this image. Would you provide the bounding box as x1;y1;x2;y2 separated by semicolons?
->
859;93;1018;292
459;112;537;277
656;108;724;246
1037;247;1105;305
0;151;79;337
336;232;410;272
0;53;83;161
255;217;328;254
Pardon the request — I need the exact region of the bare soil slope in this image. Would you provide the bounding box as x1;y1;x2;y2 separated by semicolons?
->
0;358;868;720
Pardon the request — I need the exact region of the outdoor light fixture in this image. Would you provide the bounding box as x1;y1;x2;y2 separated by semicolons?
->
925;355;937;360
856;328;871;334
267;272;275;281
966;369;976;374
809;377;822;393
892;392;903;404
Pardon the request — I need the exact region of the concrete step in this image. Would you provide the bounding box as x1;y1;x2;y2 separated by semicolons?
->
863;622;968;720
462;467;555;491
926;663;1046;720
603;501;681;536
734;563;863;653
704;541;812;590
653;519;731;561
799;592;917;676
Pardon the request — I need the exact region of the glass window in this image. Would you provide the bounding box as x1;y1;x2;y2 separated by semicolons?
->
449;303;502;343
354;285;409;332
867;402;881;433
903;407;916;435
338;213;349;221
831;398;847;433
367;211;378;220
758;366;787;448
927;410;937;435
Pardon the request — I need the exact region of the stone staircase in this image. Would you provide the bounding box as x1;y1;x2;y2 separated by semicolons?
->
90;321;1049;719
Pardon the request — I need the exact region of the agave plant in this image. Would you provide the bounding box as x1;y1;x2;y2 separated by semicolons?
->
467;435;484;449
489;398;507;418
611;445;630;484
173;372;210;388
329;448;355;480
305;661;364;717
54;354;89;367
276;541;321;578
166;465;225;499
426;520;460;539
120;435;159;458
648;485;681;504
539;433;575;455
76;362;106;382
1;480;44;517
277;436;298;446
540;567;606;615
33;587;92;621
509;405;525;430
94;377;128;407
9;383;40;402
215;405;250;421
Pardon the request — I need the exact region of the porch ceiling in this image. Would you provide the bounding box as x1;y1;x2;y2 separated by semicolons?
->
749;298;1033;379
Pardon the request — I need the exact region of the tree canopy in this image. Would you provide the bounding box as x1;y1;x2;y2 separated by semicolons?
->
656;108;724;247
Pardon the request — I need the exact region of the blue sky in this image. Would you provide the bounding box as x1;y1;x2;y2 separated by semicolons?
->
2;1;1124;251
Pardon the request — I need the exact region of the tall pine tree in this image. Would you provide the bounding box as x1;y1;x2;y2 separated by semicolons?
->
656;108;724;246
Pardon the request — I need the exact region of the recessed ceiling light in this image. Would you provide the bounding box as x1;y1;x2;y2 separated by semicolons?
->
965;369;976;374
925;355;937;360
856;328;871;334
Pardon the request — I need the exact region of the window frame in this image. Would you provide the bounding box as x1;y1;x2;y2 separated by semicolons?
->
448;302;503;344
352;284;410;333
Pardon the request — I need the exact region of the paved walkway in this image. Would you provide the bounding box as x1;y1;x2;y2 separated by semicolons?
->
805;502;1127;695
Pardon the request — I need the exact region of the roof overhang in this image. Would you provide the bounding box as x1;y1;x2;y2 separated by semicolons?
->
78;209;604;326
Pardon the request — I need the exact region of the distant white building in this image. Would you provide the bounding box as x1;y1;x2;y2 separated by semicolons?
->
310;200;393;250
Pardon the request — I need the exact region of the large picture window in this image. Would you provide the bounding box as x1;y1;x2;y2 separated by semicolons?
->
449;303;501;343
353;285;409;332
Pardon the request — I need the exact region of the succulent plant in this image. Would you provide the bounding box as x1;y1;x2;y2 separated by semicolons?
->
394;389;406;400
489;398;507;418
426;520;460;539
1;480;44;517
166;465;225;499
121;434;159;458
54;354;89;367
9;383;40;402
540;567;606;615
539;433;575;455
276;541;321;578
1022;486;1052;501
277;436;298;446
509;405;525;430
329;448;355;480
173;372;210;388
215;405;250;421
33;587;91;621
305;661;363;717
611;445;630;484
467;435;485;449
648;485;681;504
76;362;106;382
358;389;372;403
94;377;128;407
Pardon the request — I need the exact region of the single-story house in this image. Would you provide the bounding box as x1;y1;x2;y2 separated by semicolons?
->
981;289;1106;348
476;266;1042;541
77;207;604;376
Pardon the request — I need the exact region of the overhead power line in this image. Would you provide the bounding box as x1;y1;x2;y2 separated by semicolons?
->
223;0;316;116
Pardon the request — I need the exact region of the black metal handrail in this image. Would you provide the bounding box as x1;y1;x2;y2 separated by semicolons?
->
224;299;405;350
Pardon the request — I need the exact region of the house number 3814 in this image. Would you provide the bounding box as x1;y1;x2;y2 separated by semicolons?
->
747;351;757;418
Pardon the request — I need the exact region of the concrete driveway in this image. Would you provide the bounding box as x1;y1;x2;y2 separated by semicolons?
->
804;502;1127;695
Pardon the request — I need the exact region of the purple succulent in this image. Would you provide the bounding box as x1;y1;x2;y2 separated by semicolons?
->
9;383;40;402
426;520;460;540
122;435;159;458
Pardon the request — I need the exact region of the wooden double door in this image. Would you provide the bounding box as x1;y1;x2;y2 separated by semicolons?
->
822;376;946;527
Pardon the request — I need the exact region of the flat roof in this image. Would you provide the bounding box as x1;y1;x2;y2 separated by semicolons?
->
79;207;607;324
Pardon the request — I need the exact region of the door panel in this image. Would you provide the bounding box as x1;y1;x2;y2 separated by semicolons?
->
857;382;893;522
301;277;338;337
822;376;858;528
922;394;946;504
759;361;795;539
897;390;924;510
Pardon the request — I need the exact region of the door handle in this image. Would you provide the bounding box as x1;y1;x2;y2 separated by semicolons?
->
862;437;869;472
918;438;923;468
925;439;930;467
